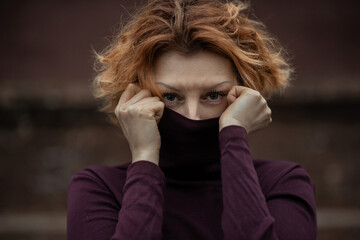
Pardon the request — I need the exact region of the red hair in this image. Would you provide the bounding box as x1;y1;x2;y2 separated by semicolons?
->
93;0;292;124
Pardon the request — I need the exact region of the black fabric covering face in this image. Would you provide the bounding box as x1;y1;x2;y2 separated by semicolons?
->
158;107;221;181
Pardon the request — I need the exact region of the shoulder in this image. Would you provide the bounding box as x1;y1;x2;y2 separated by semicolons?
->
253;159;315;199
69;162;130;185
72;162;130;179
67;162;131;203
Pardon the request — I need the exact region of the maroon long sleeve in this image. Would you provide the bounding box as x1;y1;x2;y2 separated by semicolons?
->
67;107;317;239
219;126;317;240
67;161;165;240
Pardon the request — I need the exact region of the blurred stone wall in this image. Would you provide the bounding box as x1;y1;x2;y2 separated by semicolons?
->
0;0;359;239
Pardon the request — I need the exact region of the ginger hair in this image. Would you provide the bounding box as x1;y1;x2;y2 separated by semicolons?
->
93;0;292;125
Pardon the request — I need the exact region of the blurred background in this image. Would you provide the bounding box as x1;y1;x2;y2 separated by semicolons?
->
0;0;359;239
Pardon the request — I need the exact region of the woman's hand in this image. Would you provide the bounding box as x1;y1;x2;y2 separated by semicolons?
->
219;86;272;134
115;83;165;165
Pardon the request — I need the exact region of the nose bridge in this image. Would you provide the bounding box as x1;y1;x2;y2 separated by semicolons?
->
185;97;201;120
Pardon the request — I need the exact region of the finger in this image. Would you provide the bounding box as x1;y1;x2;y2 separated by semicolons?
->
227;86;248;105
127;99;164;119
147;101;165;123
124;89;152;106
132;96;160;106
118;83;142;105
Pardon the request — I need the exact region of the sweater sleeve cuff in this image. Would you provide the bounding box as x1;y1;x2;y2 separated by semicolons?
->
219;125;249;149
126;160;165;184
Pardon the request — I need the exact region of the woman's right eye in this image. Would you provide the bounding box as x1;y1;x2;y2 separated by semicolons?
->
163;93;177;101
162;92;182;105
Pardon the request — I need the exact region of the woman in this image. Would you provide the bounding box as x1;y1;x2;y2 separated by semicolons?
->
67;0;317;239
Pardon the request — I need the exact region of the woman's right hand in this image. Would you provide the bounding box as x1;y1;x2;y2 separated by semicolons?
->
115;83;165;165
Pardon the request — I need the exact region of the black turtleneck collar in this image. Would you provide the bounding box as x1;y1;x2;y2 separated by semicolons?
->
157;107;221;181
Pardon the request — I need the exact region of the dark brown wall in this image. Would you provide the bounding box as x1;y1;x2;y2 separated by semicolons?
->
1;0;359;239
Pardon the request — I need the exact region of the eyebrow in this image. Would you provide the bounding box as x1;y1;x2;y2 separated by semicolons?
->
155;81;231;91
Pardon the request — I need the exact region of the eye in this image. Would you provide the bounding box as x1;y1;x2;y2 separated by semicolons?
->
163;93;177;101
162;92;183;106
208;92;221;100
204;91;227;103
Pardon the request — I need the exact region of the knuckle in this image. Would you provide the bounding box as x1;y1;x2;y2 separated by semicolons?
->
266;114;271;121
127;104;137;113
247;89;260;96
116;105;127;116
129;83;136;88
255;93;263;100
260;98;266;105
157;101;165;110
245;89;260;97
125;83;134;90
242;90;252;96
254;90;261;96
141;89;151;96
138;105;145;113
119;104;127;111
243;88;252;93
265;106;272;114
115;105;121;114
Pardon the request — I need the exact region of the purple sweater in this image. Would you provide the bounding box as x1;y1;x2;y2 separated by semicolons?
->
67;107;317;240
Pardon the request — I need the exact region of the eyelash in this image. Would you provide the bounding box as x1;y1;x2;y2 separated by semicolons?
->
161;90;227;105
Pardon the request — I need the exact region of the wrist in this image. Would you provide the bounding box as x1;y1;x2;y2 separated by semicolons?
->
131;149;160;165
219;119;247;133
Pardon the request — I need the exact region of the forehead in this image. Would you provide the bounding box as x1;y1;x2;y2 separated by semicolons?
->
153;50;237;89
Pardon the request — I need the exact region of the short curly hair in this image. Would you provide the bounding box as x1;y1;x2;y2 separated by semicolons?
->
93;0;292;124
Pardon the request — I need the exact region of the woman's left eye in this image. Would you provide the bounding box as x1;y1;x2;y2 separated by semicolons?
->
205;91;227;102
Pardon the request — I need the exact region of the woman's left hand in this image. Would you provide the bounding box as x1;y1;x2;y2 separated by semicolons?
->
219;86;272;134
